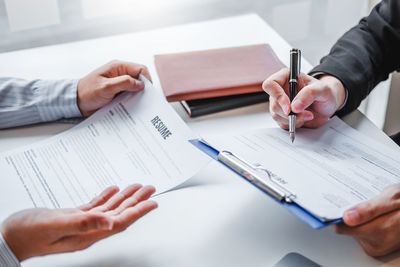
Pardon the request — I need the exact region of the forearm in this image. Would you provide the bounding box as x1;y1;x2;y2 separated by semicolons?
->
0;233;20;267
309;0;400;116
0;78;82;129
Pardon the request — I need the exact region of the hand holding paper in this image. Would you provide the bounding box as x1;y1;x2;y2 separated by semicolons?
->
335;184;400;256
78;60;152;117
0;77;210;221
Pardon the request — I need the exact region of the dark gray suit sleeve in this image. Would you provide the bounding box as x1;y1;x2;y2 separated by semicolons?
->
309;0;400;117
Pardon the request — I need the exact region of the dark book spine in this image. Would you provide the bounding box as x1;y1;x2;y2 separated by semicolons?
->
182;93;269;118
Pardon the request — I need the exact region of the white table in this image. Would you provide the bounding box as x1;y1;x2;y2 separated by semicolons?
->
1;14;399;267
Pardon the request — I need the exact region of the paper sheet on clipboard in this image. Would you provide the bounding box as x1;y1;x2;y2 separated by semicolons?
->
203;117;400;221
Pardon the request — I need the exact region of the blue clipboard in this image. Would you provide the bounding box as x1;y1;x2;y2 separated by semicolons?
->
189;139;343;229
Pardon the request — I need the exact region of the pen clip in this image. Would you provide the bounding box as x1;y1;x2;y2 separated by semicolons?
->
218;150;296;203
297;49;301;76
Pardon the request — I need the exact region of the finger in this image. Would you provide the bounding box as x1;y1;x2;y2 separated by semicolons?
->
272;111;300;129
263;68;291;115
138;68;152;83
333;223;351;235
103;60;152;82
343;185;400;226
295;111;314;128
79;186;120;211
263;68;290;90
93;184;142;212
278;123;289;131
303;114;330;129
333;222;371;237
270;98;288;118
107;185;156;216
297;73;314;88
105;75;144;95
291;84;330;113
334;209;394;238
271;110;313;129
332;222;372;238
112;200;158;232
123;62;152;82
270;111;289;126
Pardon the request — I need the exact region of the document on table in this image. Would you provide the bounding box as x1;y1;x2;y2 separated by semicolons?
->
0;77;210;221
204;117;400;221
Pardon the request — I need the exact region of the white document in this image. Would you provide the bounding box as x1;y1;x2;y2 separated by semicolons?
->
0;78;210;221
204;117;400;221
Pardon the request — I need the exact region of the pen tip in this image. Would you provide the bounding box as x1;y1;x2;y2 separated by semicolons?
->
290;133;295;143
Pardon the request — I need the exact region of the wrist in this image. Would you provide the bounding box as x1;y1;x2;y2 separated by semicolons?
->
77;77;102;117
319;74;346;111
77;79;87;117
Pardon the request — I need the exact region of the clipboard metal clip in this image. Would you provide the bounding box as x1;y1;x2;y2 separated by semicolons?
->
218;150;296;203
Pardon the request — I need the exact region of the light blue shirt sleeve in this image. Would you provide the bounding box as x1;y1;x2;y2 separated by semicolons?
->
0;78;82;129
0;233;20;267
0;78;83;265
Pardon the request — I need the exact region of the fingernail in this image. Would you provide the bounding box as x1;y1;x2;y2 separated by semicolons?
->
96;218;113;230
305;113;313;121
136;80;144;88
292;99;303;111
344;208;359;224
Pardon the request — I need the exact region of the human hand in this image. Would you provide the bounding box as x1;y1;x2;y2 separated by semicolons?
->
77;60;152;117
262;68;346;129
0;184;157;261
334;185;400;256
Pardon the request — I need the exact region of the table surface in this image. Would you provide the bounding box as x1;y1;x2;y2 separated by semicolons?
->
1;14;399;267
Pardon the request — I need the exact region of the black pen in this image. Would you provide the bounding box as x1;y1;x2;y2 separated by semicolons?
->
289;48;301;143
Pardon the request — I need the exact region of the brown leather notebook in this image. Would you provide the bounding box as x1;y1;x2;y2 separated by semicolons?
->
154;44;284;102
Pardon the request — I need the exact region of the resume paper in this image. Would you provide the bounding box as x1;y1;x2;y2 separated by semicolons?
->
0;78;210;221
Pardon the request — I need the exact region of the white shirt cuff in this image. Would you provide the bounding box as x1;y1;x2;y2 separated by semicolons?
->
310;72;348;112
0;233;20;267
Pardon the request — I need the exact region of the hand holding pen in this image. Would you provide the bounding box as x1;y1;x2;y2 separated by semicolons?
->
262;51;346;134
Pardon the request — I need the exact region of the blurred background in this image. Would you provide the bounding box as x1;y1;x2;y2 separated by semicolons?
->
0;0;370;64
1;0;398;134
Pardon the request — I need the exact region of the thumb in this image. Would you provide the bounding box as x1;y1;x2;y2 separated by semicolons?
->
61;212;113;235
343;185;400;226
106;75;144;95
291;84;330;113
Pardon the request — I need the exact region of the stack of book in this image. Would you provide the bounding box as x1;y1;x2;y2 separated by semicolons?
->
155;44;284;117
180;92;269;117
